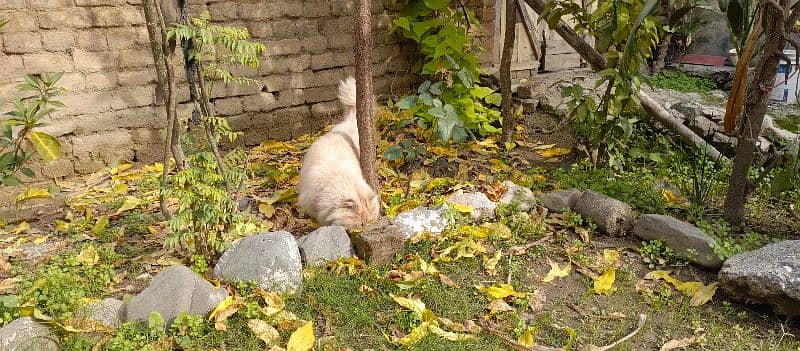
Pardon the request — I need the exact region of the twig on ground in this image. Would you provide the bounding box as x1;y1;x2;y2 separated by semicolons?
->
585;314;647;351
479;319;566;351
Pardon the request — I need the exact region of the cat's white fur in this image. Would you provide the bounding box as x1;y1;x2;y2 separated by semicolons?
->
297;77;380;229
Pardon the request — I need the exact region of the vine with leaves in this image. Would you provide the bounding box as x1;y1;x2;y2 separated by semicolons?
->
391;0;502;142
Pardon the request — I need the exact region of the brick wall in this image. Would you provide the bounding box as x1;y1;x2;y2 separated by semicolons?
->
0;0;499;178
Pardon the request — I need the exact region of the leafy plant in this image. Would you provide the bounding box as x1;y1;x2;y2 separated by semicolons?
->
640;239;686;268
718;0;758;55
675;144;723;208
162;152;251;256
542;0;661;167
391;1;502;142
1;73;64;186
384;138;427;164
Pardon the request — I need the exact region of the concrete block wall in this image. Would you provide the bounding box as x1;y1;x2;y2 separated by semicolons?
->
0;0;500;178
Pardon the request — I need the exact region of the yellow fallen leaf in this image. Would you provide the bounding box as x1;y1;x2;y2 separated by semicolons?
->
690;282;718;306
481;222;512;239
644;270;704;296
477;283;528;300
390;294;427;318
660;335;700;350
115;196;141;214
33;236;47;244
286;321;314;351
542;259;571;283
486;299;515;316
76;245;99;266
429;323;475;341
439;274;457;288
532;143;557;150
661;189;686;205
391;321;431;346
593;268;616;295
14;221;30;235
209;296;235;320
602;249;621;265
15;188;52;204
518;326;536;347
259;202;276;218
537;147;571;158
483;249;502;276
449;203;473;214
427;146;458;157
248;319;280;346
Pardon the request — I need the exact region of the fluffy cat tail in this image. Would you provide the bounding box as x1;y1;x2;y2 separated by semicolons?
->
338;77;357;114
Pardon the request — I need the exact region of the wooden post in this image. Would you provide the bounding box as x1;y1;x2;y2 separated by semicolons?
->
500;0;517;143
354;0;380;192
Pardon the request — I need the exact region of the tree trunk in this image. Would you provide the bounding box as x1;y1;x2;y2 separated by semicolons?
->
178;0;202;127
523;0;729;164
500;0;517;143
354;0;380;193
142;0;167;106
723;2;788;229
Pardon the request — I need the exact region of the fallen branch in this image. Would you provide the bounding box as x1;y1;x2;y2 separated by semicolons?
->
522;0;730;165
585;314;647;351
479;320;566;351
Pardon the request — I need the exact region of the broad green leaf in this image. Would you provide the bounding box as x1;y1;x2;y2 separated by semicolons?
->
396;95;417;110
15;187;51;203
287;321;315;351
424;0;450;11
28;131;61;161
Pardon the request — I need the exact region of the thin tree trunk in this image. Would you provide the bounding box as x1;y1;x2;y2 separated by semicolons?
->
142;0;166;106
523;0;729;164
154;0;186;171
723;1;789;229
651;33;671;75
500;0;517;143
178;0;202;127
354;0;380;193
195;63;232;191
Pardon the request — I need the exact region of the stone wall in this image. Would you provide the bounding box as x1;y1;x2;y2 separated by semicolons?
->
4;0;485;178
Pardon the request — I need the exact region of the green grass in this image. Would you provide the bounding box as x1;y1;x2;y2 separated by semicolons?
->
646;70;717;96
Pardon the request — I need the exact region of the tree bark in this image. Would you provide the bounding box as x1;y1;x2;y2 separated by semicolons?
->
723;1;790;229
500;0;517;143
523;0;730;164
178;0;202;127
142;0;167;106
354;0;380;193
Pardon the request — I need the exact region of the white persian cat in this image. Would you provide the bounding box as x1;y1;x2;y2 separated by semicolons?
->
297;77;380;229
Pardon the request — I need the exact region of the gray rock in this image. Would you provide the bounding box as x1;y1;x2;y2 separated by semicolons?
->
632;214;723;269
719;240;800;316
392;205;450;239
517;84;534;99
352;217;405;265
539;188;582;212
671;101;702;121
126;265;228;325
572;190;634;235
498;181;537;212
74;298;125;328
297;226;355;266
761;116;799;154
214;231;302;293
446;191;497;220
0;317;58;351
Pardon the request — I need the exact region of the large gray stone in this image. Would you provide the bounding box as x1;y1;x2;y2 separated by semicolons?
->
297;226;355;266
539;188;582;212
126;265;228;325
392;205;450;239
214;231;302;293
352;217;405;265
719;240;800;316
632;214;723;269
446;191;497;220
74;298;125;328
572;190;634;235
498;181;537;212
0;317;58;351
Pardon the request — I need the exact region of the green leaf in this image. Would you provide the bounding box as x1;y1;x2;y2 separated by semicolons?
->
418;80;432;94
485;93;502;106
396;96;417;110
429;82;443;95
424;0;450;11
27;131;61;161
456;69;473;88
770;169;795;194
2;176;22;186
470;86;494;99
384;146;404;161
20;167;35;178
419;92;434;106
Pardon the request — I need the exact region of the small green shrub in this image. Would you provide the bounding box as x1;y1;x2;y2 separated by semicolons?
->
640;239;687;268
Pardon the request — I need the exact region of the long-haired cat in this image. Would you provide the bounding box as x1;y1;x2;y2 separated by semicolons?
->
297;77;380;229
